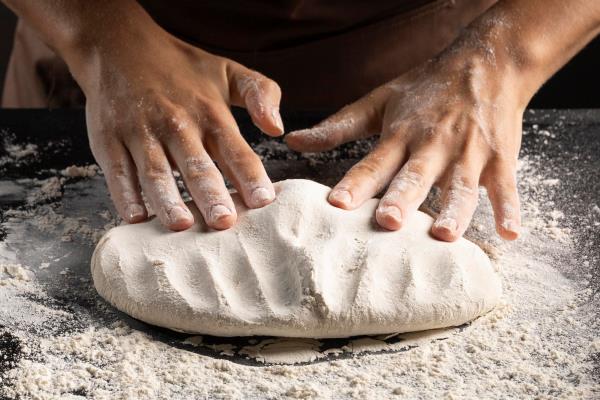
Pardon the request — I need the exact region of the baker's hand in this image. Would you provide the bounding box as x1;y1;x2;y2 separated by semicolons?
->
75;19;283;231
286;50;524;242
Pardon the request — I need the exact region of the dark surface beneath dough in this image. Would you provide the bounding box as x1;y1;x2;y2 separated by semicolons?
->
0;108;599;371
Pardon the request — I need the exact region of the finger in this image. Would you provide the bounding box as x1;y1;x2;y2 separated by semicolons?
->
328;138;406;210
125;133;194;231
203;108;276;209
484;160;521;240
228;63;284;136
95;141;148;224
431;163;482;242
285;87;387;152
163;125;237;230
376;150;447;231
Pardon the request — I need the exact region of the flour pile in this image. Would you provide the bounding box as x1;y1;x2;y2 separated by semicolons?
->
2;242;597;398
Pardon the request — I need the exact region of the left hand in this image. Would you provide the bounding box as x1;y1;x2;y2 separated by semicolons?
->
286;49;526;242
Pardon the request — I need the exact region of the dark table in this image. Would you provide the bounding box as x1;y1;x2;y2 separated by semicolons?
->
0;108;599;371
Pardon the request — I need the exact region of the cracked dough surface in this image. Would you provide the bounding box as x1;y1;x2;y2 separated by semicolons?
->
92;179;501;338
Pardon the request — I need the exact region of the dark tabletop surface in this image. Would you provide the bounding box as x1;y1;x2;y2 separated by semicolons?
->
0;108;599;370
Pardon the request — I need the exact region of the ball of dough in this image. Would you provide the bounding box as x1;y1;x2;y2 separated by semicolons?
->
92;179;502;338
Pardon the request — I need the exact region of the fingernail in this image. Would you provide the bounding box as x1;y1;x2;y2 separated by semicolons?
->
251;187;275;206
271;108;284;134
435;217;458;232
502;219;521;236
168;206;192;224
329;190;352;207
209;204;232;223
126;204;145;222
377;205;402;224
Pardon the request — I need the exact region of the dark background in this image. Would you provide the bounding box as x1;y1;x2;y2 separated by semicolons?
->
1;3;599;108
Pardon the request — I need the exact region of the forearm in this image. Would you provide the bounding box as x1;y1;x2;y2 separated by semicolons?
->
1;1;158;72
449;0;600;106
2;0;174;94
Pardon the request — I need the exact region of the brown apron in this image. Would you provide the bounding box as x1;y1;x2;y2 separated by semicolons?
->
2;0;497;110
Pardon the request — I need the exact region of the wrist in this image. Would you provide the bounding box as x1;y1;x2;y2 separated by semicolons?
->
439;19;541;110
443;0;600;111
434;41;530;113
60;7;170;94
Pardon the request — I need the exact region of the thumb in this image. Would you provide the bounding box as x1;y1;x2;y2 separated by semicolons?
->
228;63;284;137
285;87;387;153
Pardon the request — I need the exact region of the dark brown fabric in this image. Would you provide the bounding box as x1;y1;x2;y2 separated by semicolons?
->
140;0;498;110
138;0;435;52
3;0;499;109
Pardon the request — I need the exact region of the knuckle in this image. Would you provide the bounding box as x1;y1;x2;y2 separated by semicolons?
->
106;160;129;180
141;158;171;182
403;158;427;176
157;107;192;141
452;172;476;188
307;123;342;147
449;175;478;198
204;191;231;207
168;108;191;130
89;129;123;158
136;88;162;109
197;100;221;119
237;73;262;98
489;180;518;199
390;172;425;193
261;78;281;96
351;159;380;177
381;190;402;206
232;150;261;167
200;105;227;131
421;125;438;138
485;158;517;186
385;122;407;141
183;157;216;181
319;130;340;148
347;159;383;188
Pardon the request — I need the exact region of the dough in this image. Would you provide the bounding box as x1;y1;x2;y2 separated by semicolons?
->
92;179;502;338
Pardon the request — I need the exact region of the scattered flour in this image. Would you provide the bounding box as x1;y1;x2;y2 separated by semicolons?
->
0;263;34;282
0;134;39;167
5;143;38;160
5;173;120;244
25;176;64;205
1;131;598;399
60;164;100;178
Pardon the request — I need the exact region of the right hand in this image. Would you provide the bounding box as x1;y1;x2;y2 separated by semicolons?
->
73;16;284;231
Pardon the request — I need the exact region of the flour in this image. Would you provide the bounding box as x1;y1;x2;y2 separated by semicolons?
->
1;128;599;399
25;176;64;205
0;133;39;167
5;204;114;245
60;164;100;178
0;263;34;282
6;173;120;244
5;143;38;160
517;155;572;242
3;270;597;399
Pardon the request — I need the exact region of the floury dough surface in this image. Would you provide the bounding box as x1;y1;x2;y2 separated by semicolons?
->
92;179;502;337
